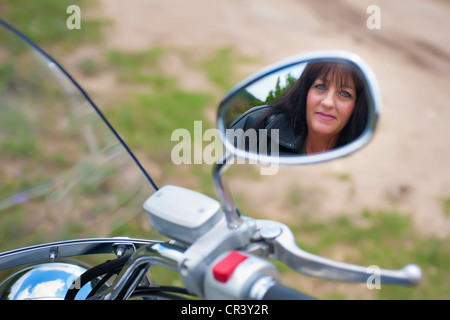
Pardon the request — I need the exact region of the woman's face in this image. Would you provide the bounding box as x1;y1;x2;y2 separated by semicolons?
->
306;72;357;140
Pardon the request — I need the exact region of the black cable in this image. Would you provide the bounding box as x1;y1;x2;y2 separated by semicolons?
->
64;254;131;300
64;255;195;301
135;285;190;295
86;272;114;299
130;292;188;300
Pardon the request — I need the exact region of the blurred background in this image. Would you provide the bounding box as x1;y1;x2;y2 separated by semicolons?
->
1;0;449;299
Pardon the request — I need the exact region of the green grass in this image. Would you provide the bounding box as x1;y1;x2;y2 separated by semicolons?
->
105;88;214;157
1;0;105;51
107;48;169;84
443;197;450;216
200;47;260;92
0;113;39;158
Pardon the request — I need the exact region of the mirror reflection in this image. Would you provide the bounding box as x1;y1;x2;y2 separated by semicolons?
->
225;61;369;157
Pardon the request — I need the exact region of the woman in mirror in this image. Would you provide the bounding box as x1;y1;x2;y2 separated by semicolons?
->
229;61;368;155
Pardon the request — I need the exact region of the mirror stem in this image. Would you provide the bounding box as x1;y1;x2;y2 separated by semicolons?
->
213;153;243;229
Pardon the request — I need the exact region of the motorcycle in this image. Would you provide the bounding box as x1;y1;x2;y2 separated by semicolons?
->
0;19;422;301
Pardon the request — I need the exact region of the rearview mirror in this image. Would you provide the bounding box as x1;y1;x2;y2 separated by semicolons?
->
217;51;381;165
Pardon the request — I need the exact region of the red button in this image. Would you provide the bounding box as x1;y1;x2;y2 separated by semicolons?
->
212;251;248;283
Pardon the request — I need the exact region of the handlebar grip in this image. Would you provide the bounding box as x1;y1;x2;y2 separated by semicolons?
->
262;282;316;300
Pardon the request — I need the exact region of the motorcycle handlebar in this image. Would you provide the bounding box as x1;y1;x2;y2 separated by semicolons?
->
247;275;315;300
262;282;316;300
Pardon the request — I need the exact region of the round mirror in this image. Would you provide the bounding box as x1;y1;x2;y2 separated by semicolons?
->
217;51;381;165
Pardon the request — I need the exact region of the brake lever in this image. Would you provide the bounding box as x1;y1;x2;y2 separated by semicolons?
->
254;220;422;287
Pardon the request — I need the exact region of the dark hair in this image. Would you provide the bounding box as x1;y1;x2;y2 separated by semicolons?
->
259;61;368;148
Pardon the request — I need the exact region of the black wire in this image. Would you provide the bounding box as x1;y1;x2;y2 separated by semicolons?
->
130;292;188;300
86;272;114;299
65;254;131;300
135;285;191;295
64;254;195;301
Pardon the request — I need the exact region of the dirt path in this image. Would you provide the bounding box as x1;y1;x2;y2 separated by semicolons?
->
81;0;450;237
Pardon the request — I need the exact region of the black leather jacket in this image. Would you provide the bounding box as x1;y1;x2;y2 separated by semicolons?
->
228;105;305;155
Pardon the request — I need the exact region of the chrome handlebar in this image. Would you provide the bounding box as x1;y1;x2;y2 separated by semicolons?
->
98;215;421;300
